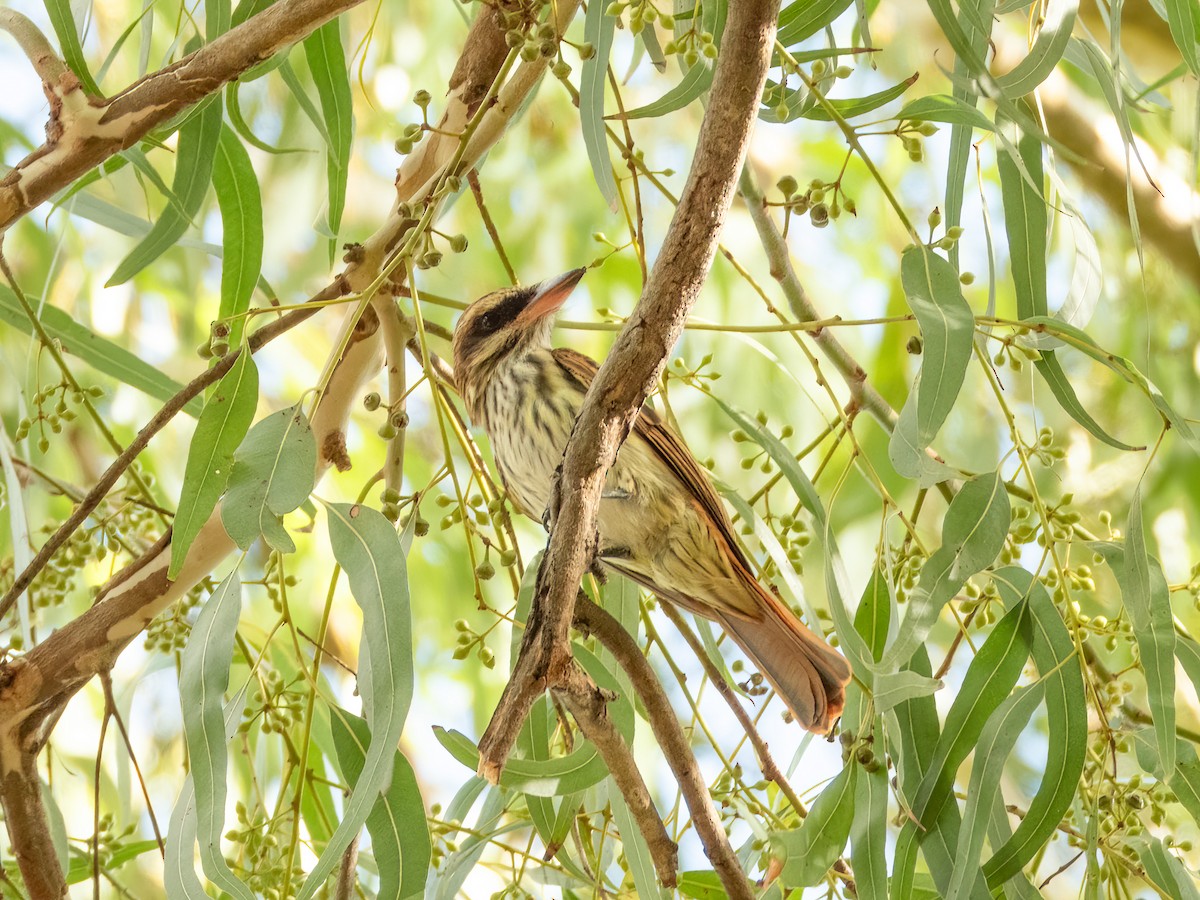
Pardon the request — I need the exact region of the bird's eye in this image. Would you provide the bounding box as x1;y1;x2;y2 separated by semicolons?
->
477;311;500;333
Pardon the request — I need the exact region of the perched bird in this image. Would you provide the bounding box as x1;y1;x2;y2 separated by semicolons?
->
452;268;851;733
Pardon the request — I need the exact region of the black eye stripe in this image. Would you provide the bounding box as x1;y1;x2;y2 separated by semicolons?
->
476;289;534;335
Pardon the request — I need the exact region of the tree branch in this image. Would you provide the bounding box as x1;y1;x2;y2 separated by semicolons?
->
0;0;367;229
553;659;678;887
574;596;754;900
476;0;782;783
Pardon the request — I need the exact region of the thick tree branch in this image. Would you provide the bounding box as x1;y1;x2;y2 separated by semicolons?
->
0;0;366;230
476;0;782;783
574;597;754;900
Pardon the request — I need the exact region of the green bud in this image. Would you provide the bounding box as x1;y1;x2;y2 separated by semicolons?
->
927;208;942;229
777;175;798;197
959;271;975;285
916;122;939;136
578;42;595;60
835;65;853;78
449;234;469;253
414;89;432;107
551;59;572;78
363;391;381;411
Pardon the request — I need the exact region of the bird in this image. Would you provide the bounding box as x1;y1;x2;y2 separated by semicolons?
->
451;268;851;733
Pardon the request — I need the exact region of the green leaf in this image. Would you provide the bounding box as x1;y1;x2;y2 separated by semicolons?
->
883;471;1010;667
913;598;1031;827
1033;351;1138;451
995;0;1076;95
1134;729;1200;832
303;20;354;258
66;840;160;884
609;781;668;900
178;572;254;900
107;96;223;285
772;764;857;887
213;126;264;347
580;0;618;210
677;870;726;900
1090;501;1176;777
997;119;1047;323
777;0;855;45
983;568;1086;885
802;72;919;121
946;683;1043;900
1163;0;1200;75
897;94;998;131
888;389;958;486
0;286;202;417
298;504;414;899
166;689;247;897
170;353;258;579
899;245;975;445
330;706;430;900
42;0;103;95
621;64;712;119
1130;837;1200;900
221;404;317;552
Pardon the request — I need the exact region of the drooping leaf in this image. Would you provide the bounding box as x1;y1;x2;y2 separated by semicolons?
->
107;96;223;285
995;0;1077;96
221;404;317;553
580;0;618;210
802;73;918;121
897;94;999;131
621;64;712;119
771;764;857;887
1162;0;1200;75
609;780;668;900
883;470;1010;667
898;245;975;445
983;568;1086;885
303;20;354;259
178;572;254;900
1129;837;1200;900
170;353;258;579
330;706;430;900
212;126;264;347
297;504;414;899
777;0;855;45
42;0;103;95
913;598;1031;827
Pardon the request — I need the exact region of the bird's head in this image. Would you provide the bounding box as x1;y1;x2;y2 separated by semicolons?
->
452;267;586;416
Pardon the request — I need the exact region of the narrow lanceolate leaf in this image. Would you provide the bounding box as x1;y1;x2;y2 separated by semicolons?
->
947;683;1043;900
776;0;854;45
1163;0;1200;75
0;287;203;417
914;598;1031;827
802;73;919;121
170;353;258;579
883;471;1010;667
1130;837;1200;900
213;126;263;347
1090;497;1176;777
998;119;1047;323
108;96;223;285
984;568;1086;885
995;0;1077;95
771;764;856;887
897;94;999;131
888;386;957;486
303;21;353;257
165;689;246;900
298;504;413;899
898;245;975;445
221;404;316;553
610;781;668;900
178;573;254;900
330;707;430;900
42;0;103;95
621;64;712;119
1134;729;1200;831
580;0;618;210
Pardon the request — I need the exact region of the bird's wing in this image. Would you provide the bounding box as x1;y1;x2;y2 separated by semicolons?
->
550;347;756;580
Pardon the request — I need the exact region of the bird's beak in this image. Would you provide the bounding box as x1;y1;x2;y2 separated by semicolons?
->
518;267;587;324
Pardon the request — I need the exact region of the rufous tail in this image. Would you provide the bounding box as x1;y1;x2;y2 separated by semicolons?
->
717;586;851;734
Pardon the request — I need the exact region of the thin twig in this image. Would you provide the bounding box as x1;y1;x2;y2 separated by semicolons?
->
0;9;70;85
